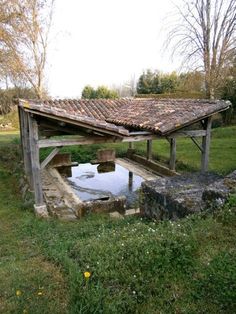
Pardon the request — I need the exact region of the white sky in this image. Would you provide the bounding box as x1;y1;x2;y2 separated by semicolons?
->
47;0;182;98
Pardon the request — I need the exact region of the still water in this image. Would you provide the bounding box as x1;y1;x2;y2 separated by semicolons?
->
67;162;144;207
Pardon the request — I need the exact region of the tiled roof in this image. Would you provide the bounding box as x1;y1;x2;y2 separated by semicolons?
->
19;98;230;136
19;99;130;136
106;98;230;134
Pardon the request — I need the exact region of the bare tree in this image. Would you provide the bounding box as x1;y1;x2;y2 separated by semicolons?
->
0;0;54;98
112;76;137;97
166;0;236;98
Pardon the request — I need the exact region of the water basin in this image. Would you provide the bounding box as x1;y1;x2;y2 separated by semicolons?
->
67;162;144;207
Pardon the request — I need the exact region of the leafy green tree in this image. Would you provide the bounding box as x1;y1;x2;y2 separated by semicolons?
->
136;70;178;94
95;86;118;99
137;70;160;94
160;72;179;93
81;85;118;99
81;85;96;99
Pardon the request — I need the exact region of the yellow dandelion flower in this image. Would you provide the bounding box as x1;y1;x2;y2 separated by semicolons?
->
84;271;91;279
16;290;22;297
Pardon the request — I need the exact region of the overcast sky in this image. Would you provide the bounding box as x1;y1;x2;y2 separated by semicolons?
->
47;0;182;98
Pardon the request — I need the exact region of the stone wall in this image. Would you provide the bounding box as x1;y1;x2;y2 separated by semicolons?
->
140;171;236;220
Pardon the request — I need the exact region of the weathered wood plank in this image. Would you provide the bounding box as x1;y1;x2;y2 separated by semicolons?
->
39;120;90;136
28;114;45;206
40;147;61;169
38;135;160;148
38;129;208;149
168;130;207;138
169;138;176;171
201;117;212;172
38;136;118;148
129;154;179;176
24;108;129;137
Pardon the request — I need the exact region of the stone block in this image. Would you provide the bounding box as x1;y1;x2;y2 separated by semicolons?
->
34;204;49;218
203;170;236;209
97;149;116;163
49;153;72;167
76;196;126;216
140;173;222;220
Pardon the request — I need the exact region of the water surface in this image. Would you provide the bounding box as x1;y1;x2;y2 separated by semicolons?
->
67;162;144;207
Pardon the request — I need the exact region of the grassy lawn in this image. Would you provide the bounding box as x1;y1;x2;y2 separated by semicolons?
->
0;131;19;146
40;125;236;175
0;127;236;313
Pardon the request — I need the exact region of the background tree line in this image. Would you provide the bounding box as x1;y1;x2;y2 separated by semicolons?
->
81;85;119;99
136;70;205;95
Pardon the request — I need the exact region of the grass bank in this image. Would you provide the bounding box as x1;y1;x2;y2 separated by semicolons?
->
0;128;236;313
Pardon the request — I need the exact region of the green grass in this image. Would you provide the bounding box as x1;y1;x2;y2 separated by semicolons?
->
40;125;236;175
0;127;236;313
0;131;19;146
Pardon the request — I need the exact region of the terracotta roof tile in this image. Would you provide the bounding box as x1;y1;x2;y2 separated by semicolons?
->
19;98;230;136
19;99;129;136
106;98;230;134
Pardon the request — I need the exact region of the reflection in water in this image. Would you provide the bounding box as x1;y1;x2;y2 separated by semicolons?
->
76;171;95;180
97;162;115;173
69;181;113;199
128;171;133;192
67;163;144;207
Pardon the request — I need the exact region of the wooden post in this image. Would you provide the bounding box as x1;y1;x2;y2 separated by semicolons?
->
169;138;176;171
128;171;133;191
146;140;152;160
201;116;212;173
19;109;33;188
127;142;134;158
28;114;48;216
128;142;134;149
18;107;24;159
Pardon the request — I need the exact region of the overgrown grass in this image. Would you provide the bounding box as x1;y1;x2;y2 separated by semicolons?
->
0;128;236;313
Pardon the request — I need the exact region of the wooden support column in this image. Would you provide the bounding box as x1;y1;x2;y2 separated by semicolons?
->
128;142;134;149
18;107;24;159
127;142;134;158
19;109;33;188
28;114;48;216
201;116;212;173
146;140;152;160
169;138;176;171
